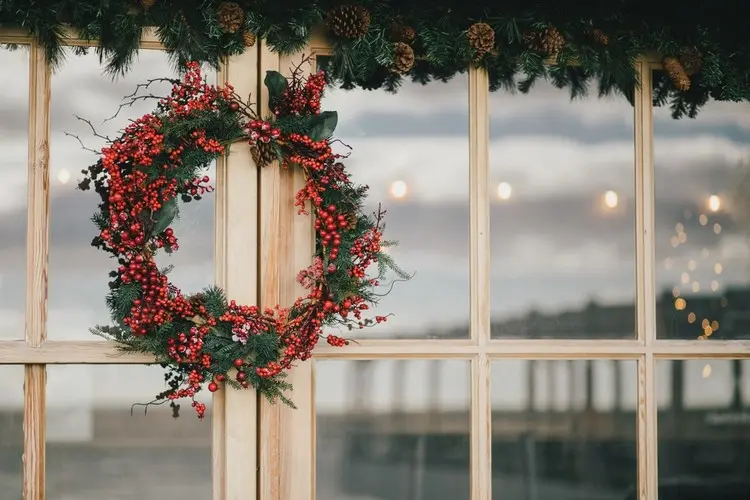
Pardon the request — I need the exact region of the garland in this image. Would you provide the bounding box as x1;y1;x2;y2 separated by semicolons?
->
2;1;750;118
78;58;405;417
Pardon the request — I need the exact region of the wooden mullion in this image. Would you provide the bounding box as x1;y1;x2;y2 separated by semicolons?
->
23;39;51;500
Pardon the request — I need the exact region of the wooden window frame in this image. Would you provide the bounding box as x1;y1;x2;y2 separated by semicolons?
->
2;28;750;500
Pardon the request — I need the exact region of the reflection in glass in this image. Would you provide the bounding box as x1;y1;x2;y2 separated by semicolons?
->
492;360;637;499
47;365;211;499
657;360;750;498
653;78;750;339
489;79;636;339
0;46;29;340
319;71;470;338
0;366;24;497
316;359;470;500
48;50;215;340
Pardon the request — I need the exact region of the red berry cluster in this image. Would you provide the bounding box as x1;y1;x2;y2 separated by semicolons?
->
246;119;281;144
273;70;326;116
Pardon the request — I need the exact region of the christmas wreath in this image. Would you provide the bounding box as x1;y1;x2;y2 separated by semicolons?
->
78;58;404;418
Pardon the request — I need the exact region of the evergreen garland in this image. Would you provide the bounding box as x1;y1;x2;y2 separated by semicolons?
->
1;0;749;117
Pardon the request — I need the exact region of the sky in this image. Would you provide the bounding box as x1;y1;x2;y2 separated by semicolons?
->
1;46;750;436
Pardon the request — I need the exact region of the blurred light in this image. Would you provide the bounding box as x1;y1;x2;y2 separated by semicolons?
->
702;319;710;328
57;169;70;184
692;282;700;292
699;214;708;225
603;190;618;208
675;223;684;233
701;248;710;259
664;258;673;269
721;297;729;307
688;259;697;271
678;232;687;243
497;182;512;201
703;326;714;337
711;320;720;331
702;363;712;378
681;272;690;284
687;312;696;323
670;236;679;248
710;280;719;291
672;286;680;297
708;194;721;212
714;263;723;274
713;223;722;234
674;298;687;310
390;180;408;199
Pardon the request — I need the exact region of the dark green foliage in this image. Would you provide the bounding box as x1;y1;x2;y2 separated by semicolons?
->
3;1;750;117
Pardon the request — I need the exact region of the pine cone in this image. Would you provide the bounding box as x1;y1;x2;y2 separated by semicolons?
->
393;42;415;74
216;2;244;34
590;28;609;46
663;57;691;91
325;4;371;39
389;23;416;44
679;47;702;75
243;31;257;47
525;26;565;57
467;22;495;59
140;0;157;9
251;141;278;168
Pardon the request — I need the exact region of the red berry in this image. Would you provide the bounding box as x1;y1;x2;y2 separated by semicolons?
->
234;358;244;368
208;382;219;392
236;371;247;381
216;374;226;382
230;101;240;111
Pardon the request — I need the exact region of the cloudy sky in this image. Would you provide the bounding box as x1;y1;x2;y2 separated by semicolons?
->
2;46;750;432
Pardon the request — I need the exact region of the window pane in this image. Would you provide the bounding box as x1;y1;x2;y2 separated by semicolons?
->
0;366;24;497
48;50;215;340
319;68;470;338
658;360;750;497
316;359;470;499
0;45;29;340
47;365;212;499
653;77;750;339
489;80;636;338
492;360;638;498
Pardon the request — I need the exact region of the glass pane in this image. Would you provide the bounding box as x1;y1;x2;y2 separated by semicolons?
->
0;366;24;497
316;359;470;499
658;360;750;497
0;45;29;340
489;80;636;338
653;77;750;339
48;50;215;340
319;69;470;339
47;365;212;499
492;360;638;499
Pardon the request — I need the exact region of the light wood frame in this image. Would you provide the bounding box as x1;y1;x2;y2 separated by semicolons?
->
2;28;750;500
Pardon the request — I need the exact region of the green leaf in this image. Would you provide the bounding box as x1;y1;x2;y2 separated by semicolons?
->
152;198;178;236
264;71;289;103
307;111;338;141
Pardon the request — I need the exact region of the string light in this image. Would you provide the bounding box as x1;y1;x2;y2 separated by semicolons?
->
390;180;408;199
702;364;713;378
708;194;721;212
603;190;619;209
57;169;71;184
496;182;512;201
699;214;708;225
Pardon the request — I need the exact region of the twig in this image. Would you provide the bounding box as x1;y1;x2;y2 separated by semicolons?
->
63;131;100;155
103;76;180;123
130;398;168;416
74;115;112;143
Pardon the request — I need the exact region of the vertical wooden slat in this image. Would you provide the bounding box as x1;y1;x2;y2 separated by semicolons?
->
211;60;230;500
258;47;317;500
634;58;658;500
23;39;50;500
223;45;260;500
469;65;491;500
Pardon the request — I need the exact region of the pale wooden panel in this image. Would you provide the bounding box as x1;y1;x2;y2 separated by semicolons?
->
471;356;491;500
23;365;45;500
223;45;260;500
469;67;490;346
26;41;50;348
